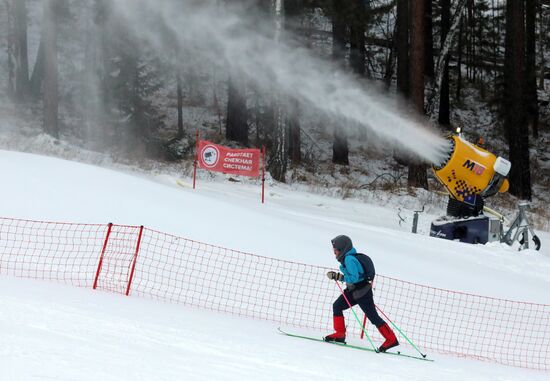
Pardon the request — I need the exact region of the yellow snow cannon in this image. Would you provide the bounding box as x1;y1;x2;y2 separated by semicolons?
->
429;134;511;246
430;135;539;250
433;134;511;207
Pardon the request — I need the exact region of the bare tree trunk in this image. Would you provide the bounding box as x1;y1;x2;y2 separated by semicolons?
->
467;0;474;81
30;36;44;97
332;130;350;165
128;53;146;148
425;0;468;122
393;0;411;165
438;0;451;128
284;0;302;164
226;74;248;145
267;0;288;181
176;67;184;139
7;0;30;100
331;0;349;165
396;0;410;97
43;0;59;138
504;0;531;200
384;21;397;89
6;0;15;96
408;0;428;189
525;0;539;138
475;3;483;84
410;0;425;108
492;0;498;84
424;0;434;80
456;16;464;102
538;1;546;90
349;0;366;76
97;0;114;140
268;100;287;182
287;108;301;164
79;0;106;147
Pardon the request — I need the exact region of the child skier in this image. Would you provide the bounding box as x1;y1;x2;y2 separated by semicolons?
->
324;235;399;352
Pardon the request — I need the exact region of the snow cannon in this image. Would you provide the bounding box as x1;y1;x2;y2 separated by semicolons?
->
429;135;511;245
433;135;511;214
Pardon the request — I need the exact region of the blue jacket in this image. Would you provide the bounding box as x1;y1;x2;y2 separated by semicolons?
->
339;248;365;284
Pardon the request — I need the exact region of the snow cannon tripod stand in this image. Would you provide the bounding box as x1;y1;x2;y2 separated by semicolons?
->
501;201;541;251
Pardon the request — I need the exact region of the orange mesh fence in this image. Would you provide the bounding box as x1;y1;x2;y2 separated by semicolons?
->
0;217;548;370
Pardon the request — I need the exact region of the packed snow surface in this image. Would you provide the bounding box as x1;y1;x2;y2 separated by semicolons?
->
1;149;549;380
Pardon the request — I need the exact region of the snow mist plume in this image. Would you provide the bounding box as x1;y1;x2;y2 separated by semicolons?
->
113;0;450;165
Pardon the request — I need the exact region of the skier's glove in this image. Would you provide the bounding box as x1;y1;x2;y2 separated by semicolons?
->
327;271;344;281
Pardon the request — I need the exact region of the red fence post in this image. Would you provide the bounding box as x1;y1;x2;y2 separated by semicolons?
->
261;146;266;204
125;225;144;296
193;129;199;189
93;223;113;290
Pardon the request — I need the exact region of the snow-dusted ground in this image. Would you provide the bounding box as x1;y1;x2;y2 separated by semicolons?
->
1;149;549;380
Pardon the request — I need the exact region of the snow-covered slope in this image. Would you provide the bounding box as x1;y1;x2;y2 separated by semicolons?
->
2;150;548;301
1;149;549;380
1;276;547;381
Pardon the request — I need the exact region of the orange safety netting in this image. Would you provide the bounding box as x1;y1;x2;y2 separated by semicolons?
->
0;217;548;370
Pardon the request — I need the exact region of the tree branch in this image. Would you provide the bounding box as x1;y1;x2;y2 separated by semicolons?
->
425;0;468;119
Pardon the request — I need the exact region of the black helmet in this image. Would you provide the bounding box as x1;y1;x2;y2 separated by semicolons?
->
331;235;353;256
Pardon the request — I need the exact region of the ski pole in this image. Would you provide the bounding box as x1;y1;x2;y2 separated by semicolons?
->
360;314;367;340
375;304;427;358
333;280;378;352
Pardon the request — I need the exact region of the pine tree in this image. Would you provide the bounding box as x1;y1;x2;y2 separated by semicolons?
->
176;62;184;140
438;0;451;127
331;0;349;165
266;0;288;182
283;0;303;165
226;75;249;145
6;0;30;100
396;0;410;98
349;0;366;76
424;0;434;80
503;0;531;200
407;0;429;190
525;0;539;138
456;15;464;102
100;5;164;154
43;0;59;138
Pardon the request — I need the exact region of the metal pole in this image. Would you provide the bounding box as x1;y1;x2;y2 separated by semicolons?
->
412;212;419;233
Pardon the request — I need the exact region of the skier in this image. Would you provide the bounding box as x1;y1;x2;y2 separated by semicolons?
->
324;235;399;352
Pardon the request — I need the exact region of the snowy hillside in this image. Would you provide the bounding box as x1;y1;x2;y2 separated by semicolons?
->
1;149;549;380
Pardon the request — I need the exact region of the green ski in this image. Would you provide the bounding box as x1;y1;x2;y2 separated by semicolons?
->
277;328;434;362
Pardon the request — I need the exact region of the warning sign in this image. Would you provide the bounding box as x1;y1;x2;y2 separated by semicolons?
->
197;141;261;177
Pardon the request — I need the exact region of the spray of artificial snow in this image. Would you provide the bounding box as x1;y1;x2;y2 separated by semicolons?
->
109;0;449;165
0;0;450;165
